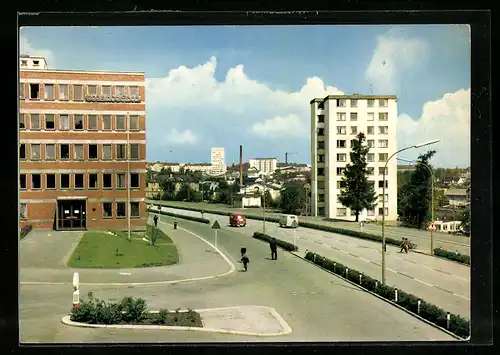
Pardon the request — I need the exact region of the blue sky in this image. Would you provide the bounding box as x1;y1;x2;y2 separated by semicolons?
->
20;25;470;168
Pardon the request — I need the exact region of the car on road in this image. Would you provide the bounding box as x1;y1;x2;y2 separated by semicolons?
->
279;214;299;228
229;213;246;227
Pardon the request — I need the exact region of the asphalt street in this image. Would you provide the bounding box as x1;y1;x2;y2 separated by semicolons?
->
157;206;470;319
19;214;456;342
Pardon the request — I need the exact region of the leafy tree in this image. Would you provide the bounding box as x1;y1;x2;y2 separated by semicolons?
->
399;150;436;228
263;190;273;209
160;180;176;201
280;183;305;214
435;189;449;207
459;177;471;235
338;133;377;222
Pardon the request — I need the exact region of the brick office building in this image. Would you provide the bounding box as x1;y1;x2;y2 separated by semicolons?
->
19;55;147;230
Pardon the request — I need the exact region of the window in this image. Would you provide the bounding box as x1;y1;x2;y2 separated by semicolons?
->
337;99;346;107
74;115;84;130
20;203;27;220
337;180;347;189
102;145;112;160
337;167;346;175
33;60;39;66
367;112;375;121
336;126;346;135
59;84;69;100
350;99;358;107
29;83;40;99
116;115;126;130
103;173;112;189
378;194;389;203
317;168;325;176
337;140;346;148
318;141;325;149
379;180;388;188
379;153;388;162
130;202;140;217
129;115;139;130
59;115;70;130
61;174;70;189
367;153;374;162
350;139;357;148
89;144;98;160
378;207;389;216
116;144;126;160
74;174;84;189
379;112;388;121
317;155;325;163
20;83;25;99
350;112;357;121
60;144;70;160
87;85;97;96
74;144;84;160
102;115;112;130
102;85;111;96
337;113;346;121
130;173;140;188
46;174;56;189
317;181;325;189
379;167;388;175
378;140;389;148
318;101;324;109
350;126;358;135
89;173;98;189
73;85;83;101
367;99;375;107
44;114;55;130
318;194;325;202
337;153;346;162
30;144;40;160
367;180;375;189
130;144;139;160
19;113;25;129
45;144;56;160
367;140;375;148
30;114;40;130
116;202;126;218
379;99;388;107
44;84;54;100
116;86;125;96
367;126;374;135
20;144;26;160
379;126;388;134
130;86;139;97
20;174;26;189
31;174;41;189
103;202;113;218
337;208;347;216
367;208;375;216
367;167;375;175
88;115;98;130
317;128;324;136
116;173;126;189
318;115;325;123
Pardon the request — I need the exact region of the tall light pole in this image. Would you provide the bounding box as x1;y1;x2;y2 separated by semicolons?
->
262;175;266;234
397;158;435;255
304;183;311;221
381;139;439;285
127;114;131;242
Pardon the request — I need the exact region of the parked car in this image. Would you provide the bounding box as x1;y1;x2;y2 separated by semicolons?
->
229;213;246;227
279;214;299;228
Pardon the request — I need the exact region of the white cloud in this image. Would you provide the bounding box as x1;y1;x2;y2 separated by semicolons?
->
251;114;305;137
19;32;56;66
165;128;197;145
397;88;470;168
365;28;429;94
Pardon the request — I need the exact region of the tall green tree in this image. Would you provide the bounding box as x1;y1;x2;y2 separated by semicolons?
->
280;182;305;214
459;176;471;235
160;180;176;201
338;133;377;222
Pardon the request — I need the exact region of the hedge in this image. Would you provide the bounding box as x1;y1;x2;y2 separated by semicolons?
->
152;206;211;224
252;232;298;251
433;248;471;266
20;224;33;240
304;251;470;339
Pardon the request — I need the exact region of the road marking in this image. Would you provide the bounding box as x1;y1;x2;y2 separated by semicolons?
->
433;286;454;294
453;293;471;301
359;257;370;263
397;272;414;279
434;269;452;275
413;278;434;287
348;253;360;259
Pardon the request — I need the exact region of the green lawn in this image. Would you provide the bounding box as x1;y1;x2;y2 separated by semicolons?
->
67;225;179;268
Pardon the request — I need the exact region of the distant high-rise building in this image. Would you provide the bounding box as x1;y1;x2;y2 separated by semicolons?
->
211;147;226;175
248;158;277;175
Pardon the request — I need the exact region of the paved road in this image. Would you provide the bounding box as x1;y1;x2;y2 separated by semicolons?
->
155;206;470;319
151;200;470;255
19;215;456;342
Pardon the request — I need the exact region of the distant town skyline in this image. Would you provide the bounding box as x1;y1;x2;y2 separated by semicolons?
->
20;25;470;168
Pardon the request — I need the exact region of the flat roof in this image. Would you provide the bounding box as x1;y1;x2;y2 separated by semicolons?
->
20;68;145;75
310;94;398;104
250;157;277;160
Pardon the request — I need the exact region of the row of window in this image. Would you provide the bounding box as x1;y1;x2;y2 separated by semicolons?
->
19;113;141;131
316;140;389;152
334;207;389;217
20;172;142;190
316;126;389;136
316;179;388;190
20;82;141;101
332;112;389;122
20;201;142;220
332;153;389;163
316;167;389;177
318;98;389;109
20;143;141;161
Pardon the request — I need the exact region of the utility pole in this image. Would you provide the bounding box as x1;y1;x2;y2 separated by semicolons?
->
127;115;131;242
263;175;266;235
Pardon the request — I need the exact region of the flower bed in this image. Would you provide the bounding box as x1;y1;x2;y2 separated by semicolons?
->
433;248;470;266
252;232;298;251
153;206;211;224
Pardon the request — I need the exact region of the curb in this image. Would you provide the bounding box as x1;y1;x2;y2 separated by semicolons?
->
288;251;467;341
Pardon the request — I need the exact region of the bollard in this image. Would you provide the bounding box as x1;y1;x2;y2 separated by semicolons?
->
395;288;398;302
345;268;349;279
375;281;378;289
314;254;317;263
333;262;336;273
359;274;362;285
174;221;177;229
446;312;450;329
418;300;421;314
73;289;80;308
72;272;79;291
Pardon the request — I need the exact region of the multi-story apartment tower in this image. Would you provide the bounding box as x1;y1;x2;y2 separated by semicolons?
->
19;55;147;230
310;94;398;221
248;158;277;175
210;147;226;175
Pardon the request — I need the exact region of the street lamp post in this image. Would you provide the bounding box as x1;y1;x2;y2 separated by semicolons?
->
397;158;435;255
127;116;131;242
304;183;311;222
263;175;266;234
381;139;440;285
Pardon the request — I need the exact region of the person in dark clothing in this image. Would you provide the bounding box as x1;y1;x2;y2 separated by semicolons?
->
153;215;158;228
241;252;250;271
240;246;247;258
270;238;278;260
403;238;410;253
399;237;406;253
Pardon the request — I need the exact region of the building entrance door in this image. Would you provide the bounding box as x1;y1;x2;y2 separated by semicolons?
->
57;199;87;230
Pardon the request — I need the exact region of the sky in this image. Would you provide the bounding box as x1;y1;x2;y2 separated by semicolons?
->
20;25;471;168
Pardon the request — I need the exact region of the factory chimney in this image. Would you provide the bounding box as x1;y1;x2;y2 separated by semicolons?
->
239;145;243;186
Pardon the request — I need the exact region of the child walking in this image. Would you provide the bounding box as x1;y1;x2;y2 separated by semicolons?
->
241;252;250;272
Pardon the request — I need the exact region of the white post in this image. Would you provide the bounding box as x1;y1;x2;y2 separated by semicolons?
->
72;272;80;308
127;120;131;242
72;272;79;290
446;312;451;329
375;281;378;289
345;268;349;278
73;289;80;308
418;300;421;314
359;274;362;285
293;228;297;250
333;262;336;272
214;229;218;248
395;288;398;302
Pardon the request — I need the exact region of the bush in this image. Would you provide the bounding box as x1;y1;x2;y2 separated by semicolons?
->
304;251;470;339
154;208;210;224
433;248;470;265
119;296;147;323
252;232;298;251
20;224;33;240
154;308;169;325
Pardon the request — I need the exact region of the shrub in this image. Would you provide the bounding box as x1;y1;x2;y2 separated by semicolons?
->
305;251;470;339
433;248;470;265
119;296;147;323
155;209;210;224
252;232;298;251
20;224;33;240
154;308;169;325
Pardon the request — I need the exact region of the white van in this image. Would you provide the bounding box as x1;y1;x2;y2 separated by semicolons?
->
279;214;299;228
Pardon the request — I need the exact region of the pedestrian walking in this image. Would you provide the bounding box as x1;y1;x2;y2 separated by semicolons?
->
270;238;278;260
399;237;406;253
403;238;410;253
153;214;158;228
240;246;247;258
241;252;250;271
